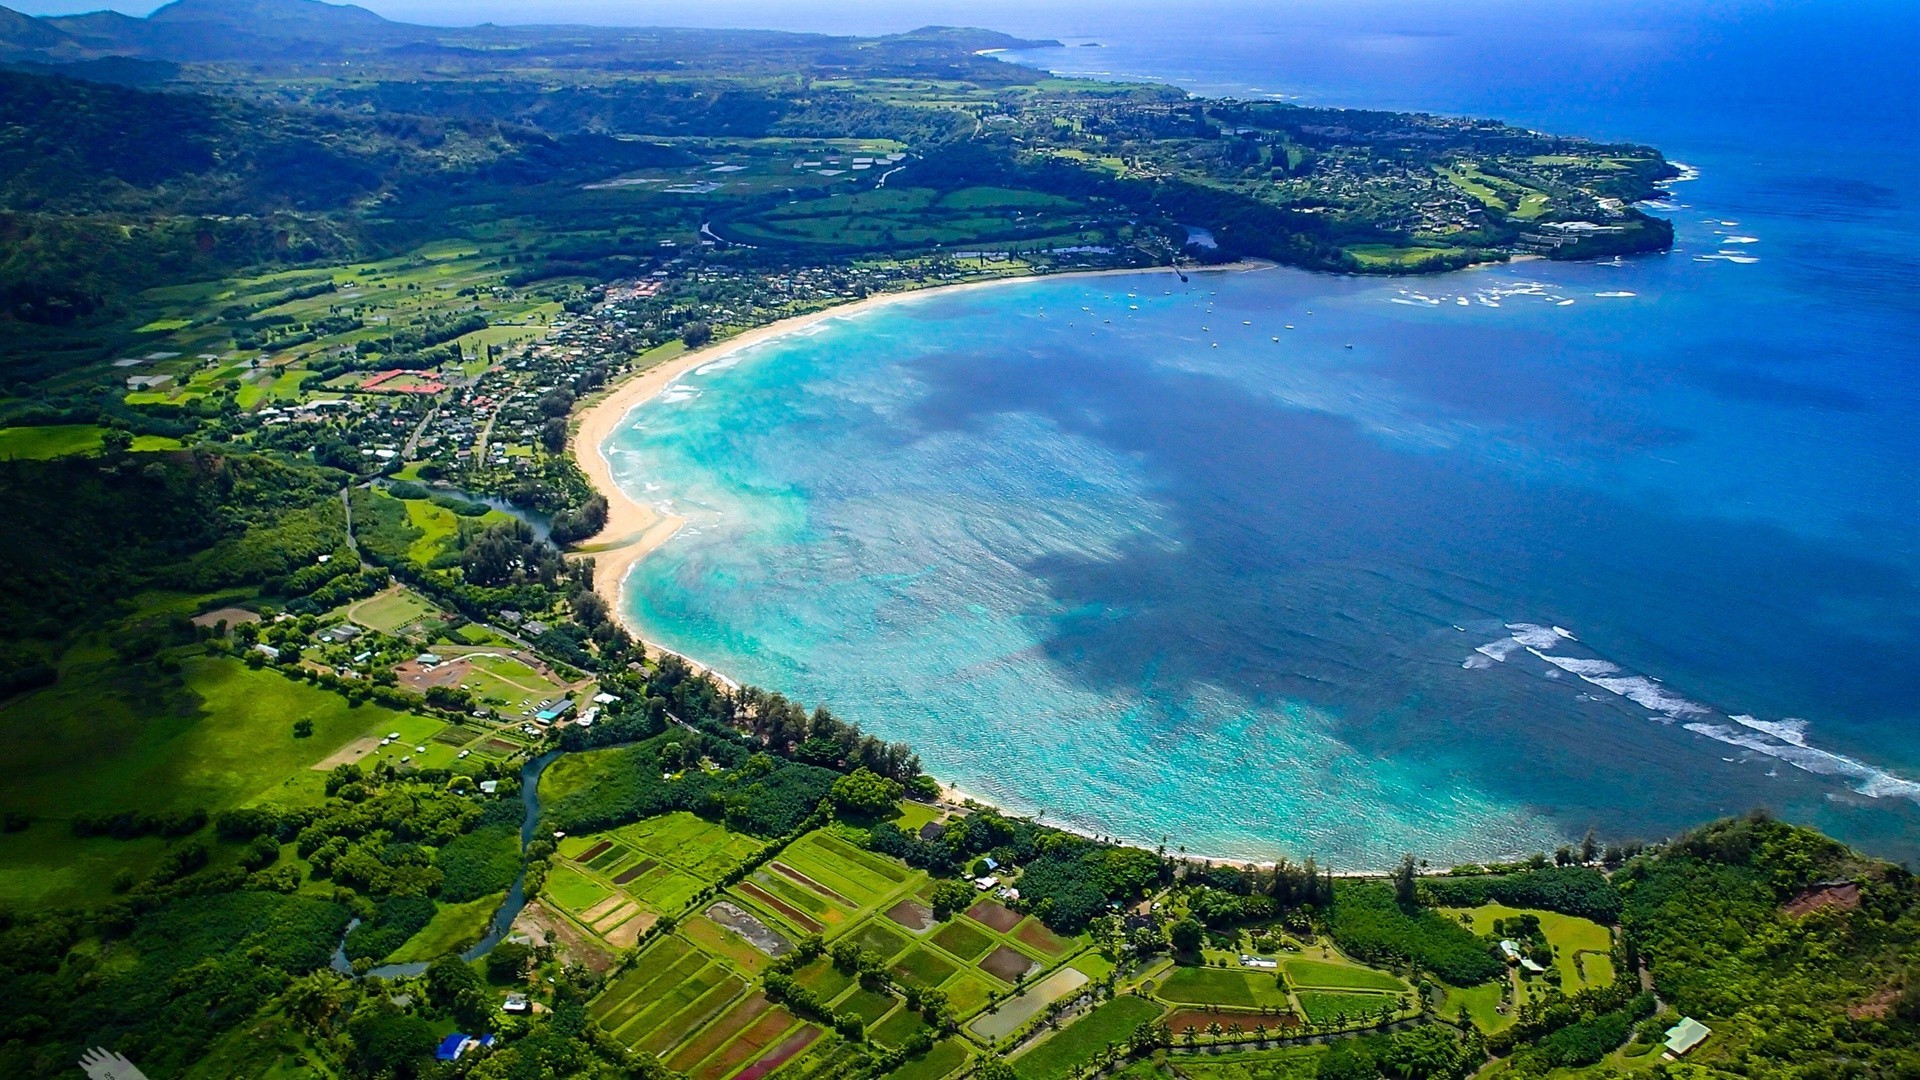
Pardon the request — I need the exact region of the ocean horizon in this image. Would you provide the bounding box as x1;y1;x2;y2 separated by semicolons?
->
601;0;1919;867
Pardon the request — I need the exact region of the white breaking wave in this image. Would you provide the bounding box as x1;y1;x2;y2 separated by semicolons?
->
1504;623;1562;649
1686;721;1920;805
1463;621;1920;804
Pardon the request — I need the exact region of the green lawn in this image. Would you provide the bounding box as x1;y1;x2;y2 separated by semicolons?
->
1156;967;1292;1010
386;893;504;963
0;424;182;459
1283;959;1407;993
0;653;442;907
1444;904;1615;993
1440;979;1513;1033
1014;995;1165;1080
347;588;438;633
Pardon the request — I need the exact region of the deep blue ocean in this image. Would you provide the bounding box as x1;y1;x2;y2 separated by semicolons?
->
586;0;1920;866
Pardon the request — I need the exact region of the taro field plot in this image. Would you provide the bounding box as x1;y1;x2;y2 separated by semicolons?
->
584;816;1089;1078
549;811;764;944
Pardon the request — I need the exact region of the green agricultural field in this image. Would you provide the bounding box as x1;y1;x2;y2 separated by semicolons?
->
931;918;995;960
851;919;914;962
1283;958;1407;993
0;653;445;906
1014;995;1165;1080
888;1039;970;1080
1156;967;1293;1010
618;811;765;880
837;986;899;1025
0;425;182;459
592;936;696;1021
872;1004;931;1048
544;864;614;915
781;832;904;909
891;946;959;988
1294;991;1396;1027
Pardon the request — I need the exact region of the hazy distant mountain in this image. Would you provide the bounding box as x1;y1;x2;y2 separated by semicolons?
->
0;3;83;59
2;0;1056;68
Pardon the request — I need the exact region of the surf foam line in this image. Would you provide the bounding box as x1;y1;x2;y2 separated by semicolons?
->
1464;623;1920;806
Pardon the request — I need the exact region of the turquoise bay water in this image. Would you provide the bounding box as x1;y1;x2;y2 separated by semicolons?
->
599;0;1918;866
605;259;1918;865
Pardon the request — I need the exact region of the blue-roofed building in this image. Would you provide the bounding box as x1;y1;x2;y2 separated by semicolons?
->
436;1033;495;1061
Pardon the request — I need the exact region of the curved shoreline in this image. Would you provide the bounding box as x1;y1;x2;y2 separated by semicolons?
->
569;259;1495;869
570;262;1272;653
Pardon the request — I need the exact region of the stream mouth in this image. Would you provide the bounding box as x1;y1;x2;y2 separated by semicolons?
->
332;749;560;978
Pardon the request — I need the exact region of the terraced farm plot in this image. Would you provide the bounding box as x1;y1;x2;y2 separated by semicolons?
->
692;1004;802;1080
625;862;707;914
611;962;735;1043
617;811;766;881
779;831;910;910
891;946;960;988
631;970;749;1055
837;986;899;1025
795;957;856;1000
666;992;772;1073
735;880;827;934
851;919;914;962
889;1040;970;1080
734;1026;821;1080
887;899;936;932
545;865;613;915
968;968;1090;1041
594;945;705;1031
585;843;633;872
1015;919;1074;958
1283;959;1408;992
1013;995;1165;1080
684;912;781;972
1296;990;1396;1026
930;918;995;960
943;973;995;1017
769;861;856;908
1157;967;1293;1010
966;899;1023;932
872;1005;931;1048
981;944;1040;984
751;867;851;926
